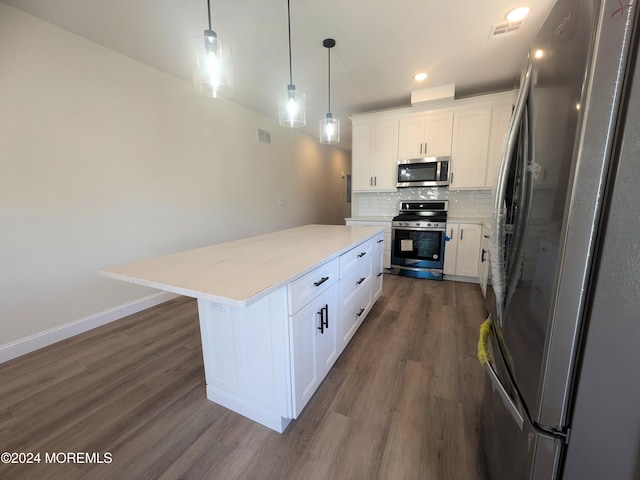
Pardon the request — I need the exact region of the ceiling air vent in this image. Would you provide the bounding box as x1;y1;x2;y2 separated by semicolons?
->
257;128;271;144
489;21;522;38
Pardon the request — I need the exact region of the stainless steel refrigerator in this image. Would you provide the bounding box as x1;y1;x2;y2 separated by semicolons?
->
480;0;640;478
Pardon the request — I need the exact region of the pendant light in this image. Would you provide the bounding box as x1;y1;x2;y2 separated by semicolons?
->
191;0;233;98
279;0;306;127
319;38;339;144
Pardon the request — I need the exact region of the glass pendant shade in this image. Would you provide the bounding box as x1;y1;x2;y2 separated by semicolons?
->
319;113;340;144
279;84;306;128
191;31;233;98
319;38;339;144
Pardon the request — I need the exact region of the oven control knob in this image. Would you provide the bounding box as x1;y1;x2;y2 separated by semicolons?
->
415;222;420;226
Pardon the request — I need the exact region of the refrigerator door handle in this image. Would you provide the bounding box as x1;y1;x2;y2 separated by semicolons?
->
505;103;534;306
491;60;533;324
478;319;525;430
478;320;570;443
484;362;525;431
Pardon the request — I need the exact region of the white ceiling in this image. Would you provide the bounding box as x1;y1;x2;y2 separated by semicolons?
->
1;0;556;149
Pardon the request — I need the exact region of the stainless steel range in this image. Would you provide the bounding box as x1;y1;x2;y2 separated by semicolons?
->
390;200;448;280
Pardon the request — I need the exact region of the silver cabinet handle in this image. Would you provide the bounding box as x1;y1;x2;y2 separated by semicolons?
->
460;228;464;240
420;143;423;155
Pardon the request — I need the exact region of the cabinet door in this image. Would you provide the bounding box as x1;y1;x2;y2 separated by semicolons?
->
352;122;374;191
424;112;454;157
290;284;338;417
372;120;398;190
316;285;339;380
290;298;319;417
456;223;482;277
450;109;492;189
397;116;425;159
486;105;514;187
443;223;459;275
398;112;453;159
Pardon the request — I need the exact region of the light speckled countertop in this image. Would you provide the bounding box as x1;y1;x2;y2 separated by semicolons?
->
100;225;383;307
447;217;492;229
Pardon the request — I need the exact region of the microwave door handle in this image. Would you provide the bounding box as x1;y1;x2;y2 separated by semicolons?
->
491;60;533;325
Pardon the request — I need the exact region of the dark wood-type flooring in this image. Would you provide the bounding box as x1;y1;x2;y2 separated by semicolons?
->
0;275;489;480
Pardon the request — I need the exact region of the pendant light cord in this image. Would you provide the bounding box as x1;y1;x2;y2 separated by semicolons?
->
207;0;212;31
287;0;293;85
327;46;331;113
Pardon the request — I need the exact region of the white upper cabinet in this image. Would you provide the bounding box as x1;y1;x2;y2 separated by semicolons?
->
397;112;453;159
350;90;516;193
351;119;398;192
486;104;514;188
450;108;492;189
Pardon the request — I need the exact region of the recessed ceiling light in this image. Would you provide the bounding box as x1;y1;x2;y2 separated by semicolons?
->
414;72;428;81
506;6;530;22
534;49;544;59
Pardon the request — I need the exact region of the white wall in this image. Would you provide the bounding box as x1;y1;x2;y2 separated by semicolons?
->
0;4;351;358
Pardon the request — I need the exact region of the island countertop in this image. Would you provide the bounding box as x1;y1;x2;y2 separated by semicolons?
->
100;224;383;307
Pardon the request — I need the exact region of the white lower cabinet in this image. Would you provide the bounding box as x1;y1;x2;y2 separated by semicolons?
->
289;232;382;419
182;230;383;434
444;222;483;279
346;220;391;268
290;281;339;417
340;287;372;349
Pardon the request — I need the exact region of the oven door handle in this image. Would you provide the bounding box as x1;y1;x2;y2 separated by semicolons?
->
392;226;446;232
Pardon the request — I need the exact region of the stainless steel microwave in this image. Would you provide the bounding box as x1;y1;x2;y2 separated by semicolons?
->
397;157;450;188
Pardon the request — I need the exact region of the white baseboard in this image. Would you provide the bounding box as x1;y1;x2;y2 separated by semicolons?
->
0;292;178;364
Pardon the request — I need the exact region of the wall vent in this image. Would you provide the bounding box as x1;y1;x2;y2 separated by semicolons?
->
489;21;522;38
257;128;271;144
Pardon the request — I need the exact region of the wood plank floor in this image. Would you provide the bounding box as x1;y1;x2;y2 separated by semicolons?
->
0;275;489;480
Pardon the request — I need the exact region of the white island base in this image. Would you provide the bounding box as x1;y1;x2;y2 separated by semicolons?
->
197;290;293;433
101;225;385;433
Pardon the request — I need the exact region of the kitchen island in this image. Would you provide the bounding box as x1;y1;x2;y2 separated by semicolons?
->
101;224;385;432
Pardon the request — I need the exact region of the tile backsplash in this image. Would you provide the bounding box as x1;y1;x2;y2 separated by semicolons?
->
354;188;494;219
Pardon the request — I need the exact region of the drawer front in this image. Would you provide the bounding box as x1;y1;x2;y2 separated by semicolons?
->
340;258;373;309
289;257;339;314
373;232;385;253
340;286;372;348
339;238;373;278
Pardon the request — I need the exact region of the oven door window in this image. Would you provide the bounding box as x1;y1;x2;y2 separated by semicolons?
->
393;229;443;261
